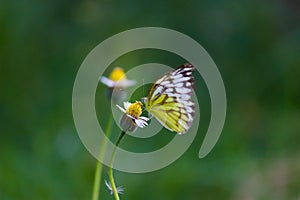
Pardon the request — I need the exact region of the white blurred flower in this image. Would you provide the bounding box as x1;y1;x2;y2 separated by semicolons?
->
117;101;149;132
100;67;136;104
100;67;136;88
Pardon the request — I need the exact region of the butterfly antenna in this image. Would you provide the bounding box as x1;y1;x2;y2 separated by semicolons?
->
142;79;145;97
142;79;146;112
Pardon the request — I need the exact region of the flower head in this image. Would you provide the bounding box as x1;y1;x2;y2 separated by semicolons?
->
100;67;136;88
117;101;149;132
105;180;124;195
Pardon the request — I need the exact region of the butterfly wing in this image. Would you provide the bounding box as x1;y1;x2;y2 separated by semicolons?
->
145;64;195;134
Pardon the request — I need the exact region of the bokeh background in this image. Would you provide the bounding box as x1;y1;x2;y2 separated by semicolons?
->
1;0;300;199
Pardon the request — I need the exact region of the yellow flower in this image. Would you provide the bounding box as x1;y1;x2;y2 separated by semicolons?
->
117;101;149;132
126;101;142;119
100;67;136;88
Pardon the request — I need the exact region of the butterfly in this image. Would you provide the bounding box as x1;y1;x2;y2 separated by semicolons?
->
143;64;195;134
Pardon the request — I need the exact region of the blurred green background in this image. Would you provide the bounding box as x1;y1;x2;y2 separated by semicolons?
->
1;0;300;199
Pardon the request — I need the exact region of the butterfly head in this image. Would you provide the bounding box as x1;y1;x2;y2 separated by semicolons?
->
141;97;148;104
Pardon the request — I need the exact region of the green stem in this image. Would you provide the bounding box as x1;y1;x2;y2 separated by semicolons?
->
92;114;113;200
109;131;126;200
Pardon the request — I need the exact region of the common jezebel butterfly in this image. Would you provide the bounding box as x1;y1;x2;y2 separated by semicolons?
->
143;64;195;134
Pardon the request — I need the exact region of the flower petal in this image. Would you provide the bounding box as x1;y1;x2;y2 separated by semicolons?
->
135;118;148;128
139;116;150;121
116;79;136;87
100;76;115;87
126;114;135;120
116;186;124;194
123;102;131;110
116;105;126;113
105;180;112;190
104;180;124;195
